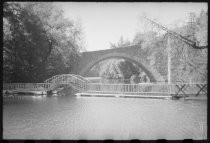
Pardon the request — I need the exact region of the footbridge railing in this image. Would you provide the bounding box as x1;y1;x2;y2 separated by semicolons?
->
3;83;52;91
86;83;170;95
3;74;89;92
44;74;89;91
85;83;207;96
3;74;207;97
44;74;89;83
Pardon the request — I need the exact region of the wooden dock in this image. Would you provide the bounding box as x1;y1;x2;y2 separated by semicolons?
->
75;93;172;99
3;90;47;95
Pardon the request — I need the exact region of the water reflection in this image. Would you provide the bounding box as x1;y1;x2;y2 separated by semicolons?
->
3;94;207;140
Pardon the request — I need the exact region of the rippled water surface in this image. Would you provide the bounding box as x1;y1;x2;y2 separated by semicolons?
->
3;95;207;140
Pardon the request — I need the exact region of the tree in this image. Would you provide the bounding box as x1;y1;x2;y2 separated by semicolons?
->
96;37;135;81
133;31;168;81
3;2;84;82
91;36;150;83
195;10;208;47
133;10;207;83
117;60;139;79
169;10;207;83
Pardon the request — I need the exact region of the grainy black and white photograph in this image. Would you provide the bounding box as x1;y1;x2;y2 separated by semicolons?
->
3;2;207;140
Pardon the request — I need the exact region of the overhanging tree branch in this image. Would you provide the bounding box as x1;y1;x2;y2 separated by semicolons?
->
142;16;208;49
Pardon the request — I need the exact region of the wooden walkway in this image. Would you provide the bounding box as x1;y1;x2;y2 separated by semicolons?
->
3;74;207;99
75;93;172;99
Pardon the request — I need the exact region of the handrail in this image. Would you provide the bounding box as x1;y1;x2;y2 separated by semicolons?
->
43;74;89;92
44;74;89;83
87;83;170;94
86;83;207;95
3;74;207;96
70;74;90;83
71;74;90;82
44;74;61;83
3;83;52;91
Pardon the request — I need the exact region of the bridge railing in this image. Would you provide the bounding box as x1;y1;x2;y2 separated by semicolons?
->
3;77;87;92
85;82;207;96
44;74;89;83
43;74;89;91
44;74;88;89
3;74;207;97
86;83;170;95
68;75;88;91
3;83;52;91
71;74;90;83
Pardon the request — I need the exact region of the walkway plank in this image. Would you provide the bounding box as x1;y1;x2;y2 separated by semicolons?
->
75;93;172;99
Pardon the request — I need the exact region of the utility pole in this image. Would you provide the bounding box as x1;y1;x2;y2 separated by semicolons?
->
167;34;171;84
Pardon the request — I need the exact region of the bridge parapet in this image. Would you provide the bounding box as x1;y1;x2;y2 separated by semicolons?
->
82;45;140;58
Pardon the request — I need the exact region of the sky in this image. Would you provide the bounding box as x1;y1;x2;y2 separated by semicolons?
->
56;2;207;51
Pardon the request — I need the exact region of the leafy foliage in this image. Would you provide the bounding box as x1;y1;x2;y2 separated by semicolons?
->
133;10;207;83
133;31;168;81
3;2;84;82
89;36;150;83
169;11;207;83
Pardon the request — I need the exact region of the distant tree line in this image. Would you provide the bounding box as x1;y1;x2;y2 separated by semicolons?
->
3;2;85;83
90;10;207;83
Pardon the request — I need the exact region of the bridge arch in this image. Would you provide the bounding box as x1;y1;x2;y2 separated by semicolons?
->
79;52;165;82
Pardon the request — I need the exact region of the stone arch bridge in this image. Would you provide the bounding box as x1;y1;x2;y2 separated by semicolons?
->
73;45;165;82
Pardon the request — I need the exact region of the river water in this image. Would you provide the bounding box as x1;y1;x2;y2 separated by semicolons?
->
3;94;207;140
